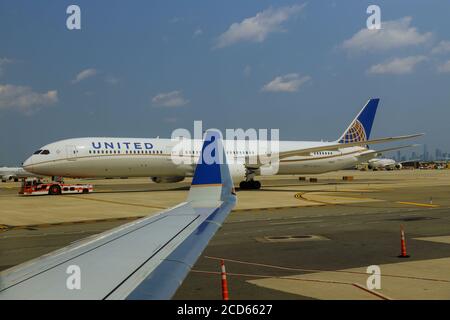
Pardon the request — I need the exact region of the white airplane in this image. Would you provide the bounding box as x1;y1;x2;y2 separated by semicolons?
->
0;166;42;182
22;98;422;189
367;158;402;171
0;130;236;299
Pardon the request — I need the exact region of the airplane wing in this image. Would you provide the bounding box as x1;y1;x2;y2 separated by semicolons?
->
355;144;420;162
245;133;423;167
0;130;236;300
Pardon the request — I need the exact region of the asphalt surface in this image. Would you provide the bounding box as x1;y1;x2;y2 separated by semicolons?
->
1;179;450;299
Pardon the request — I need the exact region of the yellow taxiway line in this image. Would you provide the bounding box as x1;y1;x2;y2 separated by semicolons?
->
396;201;440;208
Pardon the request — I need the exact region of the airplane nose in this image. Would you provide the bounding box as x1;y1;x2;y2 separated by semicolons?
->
23;156;33;170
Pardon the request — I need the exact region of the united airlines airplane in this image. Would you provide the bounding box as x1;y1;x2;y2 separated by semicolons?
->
0;130;236;299
22;99;422;189
0;166;41;182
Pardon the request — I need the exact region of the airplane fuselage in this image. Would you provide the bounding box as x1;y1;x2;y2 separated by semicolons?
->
23;137;368;181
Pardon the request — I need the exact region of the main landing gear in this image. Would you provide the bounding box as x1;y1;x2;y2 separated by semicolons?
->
239;167;262;190
239;180;261;190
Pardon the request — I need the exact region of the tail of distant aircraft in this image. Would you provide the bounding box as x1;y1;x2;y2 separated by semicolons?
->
337;98;379;143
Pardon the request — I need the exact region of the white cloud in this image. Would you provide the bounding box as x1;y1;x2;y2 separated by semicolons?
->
261;73;311;92
367;56;426;75
104;75;119;85
169;17;182;24
0;58;13;76
432;40;450;55
214;4;305;49
152;90;189;107
193;28;203;37
342;17;432;52
437;60;450;73
0;84;58;114
72;68;97;83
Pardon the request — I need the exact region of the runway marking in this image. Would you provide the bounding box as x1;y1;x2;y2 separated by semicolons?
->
204;256;450;283
414;235;450;245
191;270;391;300
269;219;323;226
232;204;324;213
396;201;440;208
64;195;167;210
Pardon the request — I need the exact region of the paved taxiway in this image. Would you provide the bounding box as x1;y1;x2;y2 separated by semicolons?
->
1;170;450;299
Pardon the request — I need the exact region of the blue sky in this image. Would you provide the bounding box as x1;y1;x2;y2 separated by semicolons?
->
1;0;450;164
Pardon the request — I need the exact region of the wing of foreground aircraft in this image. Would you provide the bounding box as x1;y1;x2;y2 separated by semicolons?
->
245;133;423;167
0;130;236;300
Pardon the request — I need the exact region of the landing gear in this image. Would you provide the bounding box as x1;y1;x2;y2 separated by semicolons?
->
239;167;262;190
239;180;261;190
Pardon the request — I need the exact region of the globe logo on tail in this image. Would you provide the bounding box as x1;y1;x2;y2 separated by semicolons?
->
340;120;367;143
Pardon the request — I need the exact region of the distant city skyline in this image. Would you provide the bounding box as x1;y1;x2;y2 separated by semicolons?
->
388;145;450;162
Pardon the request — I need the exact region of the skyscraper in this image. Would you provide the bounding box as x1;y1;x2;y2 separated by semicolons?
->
423;144;429;161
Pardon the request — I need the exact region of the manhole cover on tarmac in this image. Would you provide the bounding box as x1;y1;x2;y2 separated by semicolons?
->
257;234;329;243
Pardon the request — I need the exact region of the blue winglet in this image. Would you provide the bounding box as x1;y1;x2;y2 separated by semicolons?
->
191;131;223;186
189;130;234;203
338;98;379;143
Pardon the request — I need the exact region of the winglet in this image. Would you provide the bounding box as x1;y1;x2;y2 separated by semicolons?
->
338;98;379;143
187;130;235;204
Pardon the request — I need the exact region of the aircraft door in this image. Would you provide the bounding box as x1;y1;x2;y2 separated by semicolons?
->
65;145;78;161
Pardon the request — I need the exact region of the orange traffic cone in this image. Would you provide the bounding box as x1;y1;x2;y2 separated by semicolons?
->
398;226;410;258
220;259;229;300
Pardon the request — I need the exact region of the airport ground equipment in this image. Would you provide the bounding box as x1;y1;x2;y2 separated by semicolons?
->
19;178;93;196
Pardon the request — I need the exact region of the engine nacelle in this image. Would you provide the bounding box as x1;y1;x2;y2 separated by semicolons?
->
151;176;185;183
228;163;248;182
1;175;13;182
395;163;403;170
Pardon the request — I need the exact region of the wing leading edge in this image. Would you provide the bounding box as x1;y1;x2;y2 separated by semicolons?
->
0;130;236;300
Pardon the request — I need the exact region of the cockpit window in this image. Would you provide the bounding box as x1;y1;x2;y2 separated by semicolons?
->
33;150;42;154
40;150;50;155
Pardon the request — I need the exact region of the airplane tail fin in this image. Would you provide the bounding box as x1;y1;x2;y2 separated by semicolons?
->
337;98;379;143
187;130;235;205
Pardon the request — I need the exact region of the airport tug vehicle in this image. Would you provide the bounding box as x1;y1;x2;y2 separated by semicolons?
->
19;178;93;196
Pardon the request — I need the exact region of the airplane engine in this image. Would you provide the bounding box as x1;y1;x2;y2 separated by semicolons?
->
395;163;403;170
228;163;247;182
151;176;185;183
1;175;14;182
